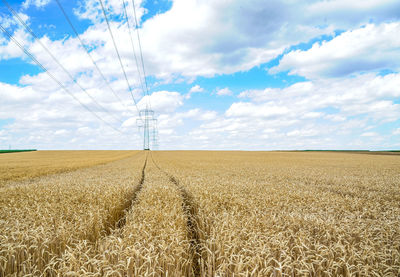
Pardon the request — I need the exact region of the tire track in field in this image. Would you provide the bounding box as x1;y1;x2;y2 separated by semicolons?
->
113;152;148;230
6;152;148;275
150;152;202;277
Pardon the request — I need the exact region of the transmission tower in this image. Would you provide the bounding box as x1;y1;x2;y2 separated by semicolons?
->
137;109;158;150
151;119;159;150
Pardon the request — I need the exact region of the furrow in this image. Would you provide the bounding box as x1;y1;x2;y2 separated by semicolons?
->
151;153;202;277
115;154;148;229
54;151;192;275
0;152;146;276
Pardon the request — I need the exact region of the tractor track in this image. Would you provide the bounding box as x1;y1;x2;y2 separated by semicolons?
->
150;152;202;277
115;152;148;229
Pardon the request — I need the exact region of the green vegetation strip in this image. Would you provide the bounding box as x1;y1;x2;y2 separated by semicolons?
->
0;149;37;154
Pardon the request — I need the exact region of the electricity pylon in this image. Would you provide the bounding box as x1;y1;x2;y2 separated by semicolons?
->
137;109;158;150
151;119;159;150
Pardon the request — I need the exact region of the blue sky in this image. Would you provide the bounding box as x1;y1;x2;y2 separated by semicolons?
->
0;0;400;150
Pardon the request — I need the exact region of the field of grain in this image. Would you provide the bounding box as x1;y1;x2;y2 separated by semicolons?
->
153;151;400;276
0;150;138;186
0;151;146;275
1;151;399;276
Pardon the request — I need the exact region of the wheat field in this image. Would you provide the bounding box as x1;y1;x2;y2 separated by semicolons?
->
0;150;138;187
0;150;399;276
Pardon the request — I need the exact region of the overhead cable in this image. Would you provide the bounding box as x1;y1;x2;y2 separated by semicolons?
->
121;0;146;97
2;0;124;125
98;0;143;121
131;0;157;141
131;0;151;110
55;0;130;112
0;23;124;134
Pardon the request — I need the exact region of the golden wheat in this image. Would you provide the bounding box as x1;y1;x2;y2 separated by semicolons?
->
1;151;399;276
0;150;138;187
0;151;145;276
152;151;400;276
53;154;196;276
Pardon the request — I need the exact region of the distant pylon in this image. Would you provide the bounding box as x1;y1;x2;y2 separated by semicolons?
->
138;109;157;150
151;119;159;150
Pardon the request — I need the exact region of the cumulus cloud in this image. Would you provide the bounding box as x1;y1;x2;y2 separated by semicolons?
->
181;72;400;150
189;85;203;93
1;0;400;150
271;22;400;79
0;26;32;60
287;129;319;137
240;73;400;121
226;102;289;118
392;128;400;135
185;85;204;99
22;0;51;9
306;0;400;25
216;87;232;96
137;0;400;80
184;108;217;121
152;108;217;142
74;0;145;24
138;91;183;113
3;1;399;81
361;132;378;137
0;2;157;149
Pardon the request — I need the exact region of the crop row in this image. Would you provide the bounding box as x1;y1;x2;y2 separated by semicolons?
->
1;151;399;276
0;150;138;187
0;152;146;275
53;153;198;276
152;151;400;276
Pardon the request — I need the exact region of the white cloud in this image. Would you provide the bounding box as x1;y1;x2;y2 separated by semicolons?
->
325;114;346;122
159;128;173;135
185;85;204;99
0;82;44;103
54;129;68;135
306;0;400;24
137;0;400;80
138;91;183;113
226;102;289;118
74;0;145;24
361;132;378;137
302;112;323;119
0;26;32;60
271;22;400;79
139;0;290;79
0;6;157;149
22;0;51;9
239;73;400;122
3;1;400;82
287;129;319;137
1;0;400;150
199;110;217;121
179;72;400;150
216;87;232;96
156;108;216;128
393;128;400;135
189;85;203;93
183;108;217;121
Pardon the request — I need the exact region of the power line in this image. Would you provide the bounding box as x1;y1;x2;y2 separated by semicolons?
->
56;0;145;139
130;0;158;150
55;0;131;113
2;0;124;125
121;0;146;98
0;23;124;134
124;0;159;150
131;0;151;110
98;0;143;122
132;0;158;148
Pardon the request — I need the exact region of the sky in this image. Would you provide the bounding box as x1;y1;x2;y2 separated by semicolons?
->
0;0;400;150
